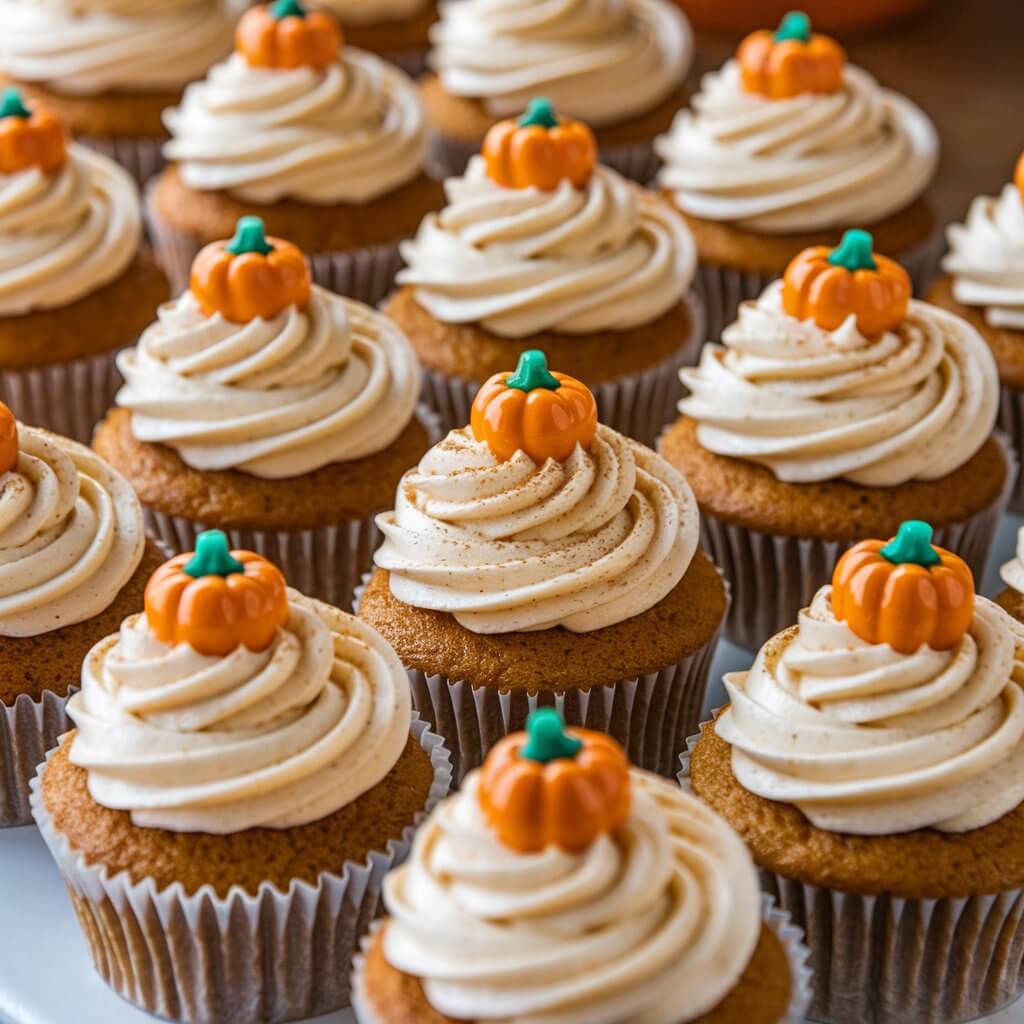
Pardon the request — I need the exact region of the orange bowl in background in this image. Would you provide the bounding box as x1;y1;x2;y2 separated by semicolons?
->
674;0;931;36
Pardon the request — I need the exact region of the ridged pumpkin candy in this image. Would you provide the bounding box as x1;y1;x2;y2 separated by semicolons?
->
0;88;66;175
0;402;17;476
738;11;845;99
236;0;342;70
1015;151;1024;205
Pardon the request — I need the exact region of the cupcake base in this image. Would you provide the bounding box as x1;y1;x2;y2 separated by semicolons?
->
341;1;436;77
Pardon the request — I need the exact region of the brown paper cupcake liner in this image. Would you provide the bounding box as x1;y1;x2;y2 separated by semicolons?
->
998;384;1024;514
380;48;429;79
30;715;452;1024
77;135;166;192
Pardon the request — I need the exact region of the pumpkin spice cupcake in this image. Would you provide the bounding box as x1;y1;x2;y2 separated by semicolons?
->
388;99;702;444
682;523;1024;1023
93;216;436;610
359;350;728;780
0;402;164;827
149;0;443;303
422;0;694;183
30;531;451;1022
655;11;940;339
352;710;812;1024
310;0;437;76
660;230;1011;650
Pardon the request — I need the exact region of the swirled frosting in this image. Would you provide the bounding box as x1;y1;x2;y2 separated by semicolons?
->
116;285;420;479
163;47;428;204
716;588;1024;835
398;157;695;337
382;768;761;1023
678;282;999;485
0;144;141;316
944;185;1024;331
313;0;428;26
429;0;692;128
67;591;412;832
0;424;144;638
374;424;699;633
0;0;240;96
656;62;937;234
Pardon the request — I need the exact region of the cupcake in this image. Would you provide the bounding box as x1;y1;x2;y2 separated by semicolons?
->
421;0;694;183
655;11;940;339
660;230;1011;651
359;350;728;780
310;0;437;76
683;522;1024;1023
30;530;451;1022
92;216;435;610
0;90;169;443
929;153;1024;512
0;402;164;827
996;527;1024;628
149;0;444;303
388;100;702;444
0;0;241;185
352;709;812;1024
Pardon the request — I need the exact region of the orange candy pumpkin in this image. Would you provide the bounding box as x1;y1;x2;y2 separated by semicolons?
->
236;0;342;70
190;216;311;324
145;530;289;657
483;97;597;191
471;350;598;464
1015;152;1024;205
831;521;975;655
0;402;18;476
478;709;632;854
0;88;66;175
782;228;911;336
738;11;845;100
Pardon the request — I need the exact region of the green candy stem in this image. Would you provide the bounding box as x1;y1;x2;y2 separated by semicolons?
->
184;530;245;578
774;10;811;42
519;97;559;130
271;0;306;17
506;350;560;392
827;229;877;272
520;709;583;764
225;216;274;256
880;521;941;568
0;88;31;120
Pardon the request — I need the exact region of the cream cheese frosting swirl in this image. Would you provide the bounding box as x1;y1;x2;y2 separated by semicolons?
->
67;591;411;832
716;587;1024;835
0;143;141;316
0;425;144;638
116;285;420;479
678;282;999;485
429;0;692;128
656;62;937;234
0;0;240;96
163;47;428;204
382;769;761;1024
398;156;696;337
374;424;699;633
312;0;428;25
944;184;1024;330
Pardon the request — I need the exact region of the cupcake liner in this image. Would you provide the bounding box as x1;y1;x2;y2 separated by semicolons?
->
77;135;166;192
998;384;1024;514
30;715;452;1024
380;48;429;79
349;891;812;1024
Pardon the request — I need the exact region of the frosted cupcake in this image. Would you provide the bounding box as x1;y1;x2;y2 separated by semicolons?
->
656;12;940;338
388;99;701;444
660;230;1010;650
310;0;437;75
93;216;435;610
0;0;240;184
150;0;444;301
684;523;1024;1022
31;531;450;1022
359;351;727;780
353;710;811;1024
0;90;169;442
422;0;694;182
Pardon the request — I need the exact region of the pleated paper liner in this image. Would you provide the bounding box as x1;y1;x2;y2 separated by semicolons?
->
77;136;165;192
998;384;1024;514
349;892;813;1024
30;716;452;1024
680;721;1024;1024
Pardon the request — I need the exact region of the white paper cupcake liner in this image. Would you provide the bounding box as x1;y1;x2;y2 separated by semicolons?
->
77;135;166;192
30;715;452;1024
998;384;1024;514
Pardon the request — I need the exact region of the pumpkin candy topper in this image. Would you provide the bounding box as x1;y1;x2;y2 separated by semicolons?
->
782;228;911;336
483;97;598;192
0;87;67;176
145;530;289;657
0;401;17;476
190;216;311;324
471;350;598;464
478;708;632;854
236;0;343;71
831;521;975;655
738;11;845;100
1015;152;1024;206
